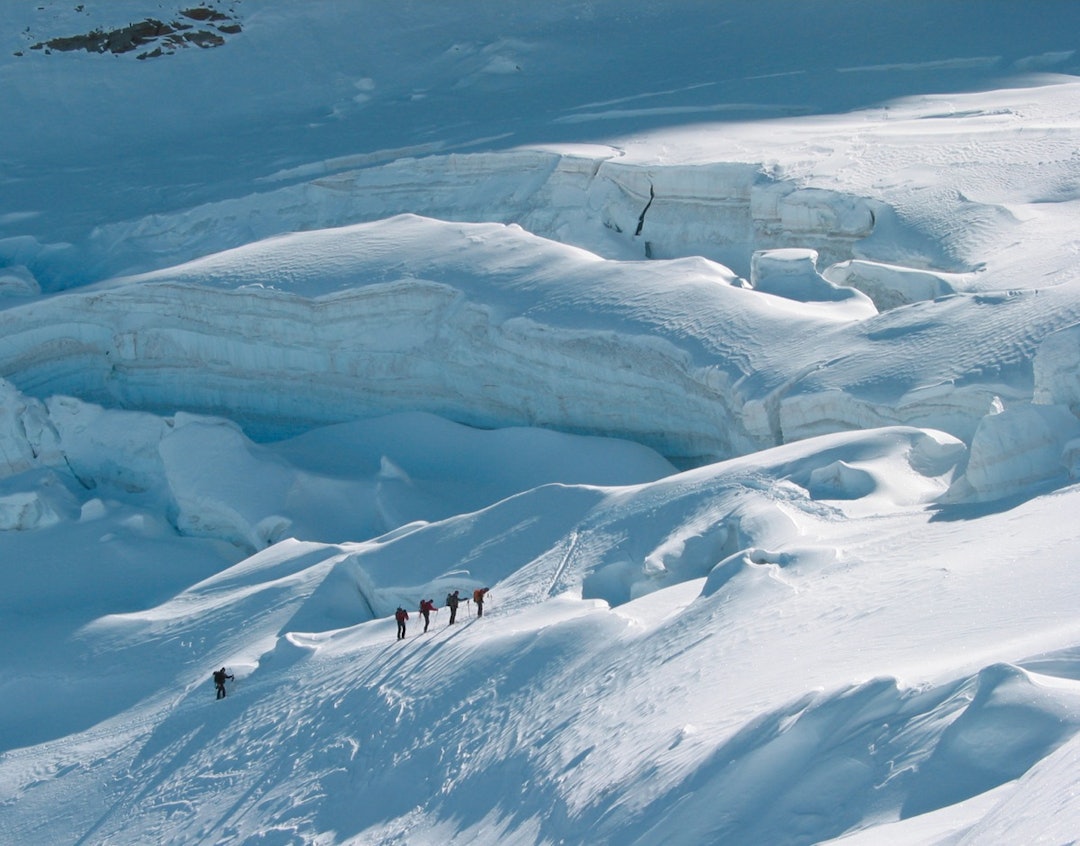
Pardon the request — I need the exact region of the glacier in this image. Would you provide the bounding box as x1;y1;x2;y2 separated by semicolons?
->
4;1;1080;844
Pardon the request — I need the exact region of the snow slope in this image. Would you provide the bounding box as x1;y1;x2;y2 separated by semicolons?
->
3;1;1080;844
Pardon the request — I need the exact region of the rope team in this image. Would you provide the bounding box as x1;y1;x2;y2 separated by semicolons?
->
394;587;490;640
213;588;494;698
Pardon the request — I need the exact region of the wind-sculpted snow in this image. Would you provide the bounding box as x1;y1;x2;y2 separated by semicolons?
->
7;420;1080;844
7;1;1080;843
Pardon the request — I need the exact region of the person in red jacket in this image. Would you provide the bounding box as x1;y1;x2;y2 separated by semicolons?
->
419;598;436;632
395;606;409;640
473;587;490;617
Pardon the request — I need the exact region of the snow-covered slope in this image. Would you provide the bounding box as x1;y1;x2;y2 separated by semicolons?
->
3;1;1080;844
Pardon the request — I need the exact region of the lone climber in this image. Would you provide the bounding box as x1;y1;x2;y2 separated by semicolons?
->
213;667;234;699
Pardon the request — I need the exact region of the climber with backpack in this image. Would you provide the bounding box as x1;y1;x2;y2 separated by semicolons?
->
473;587;490;617
213;666;234;699
395;606;409;640
446;590;460;625
419;598;436;632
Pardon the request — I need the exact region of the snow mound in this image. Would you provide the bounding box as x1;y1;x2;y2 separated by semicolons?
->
751;248;877;319
823;259;963;311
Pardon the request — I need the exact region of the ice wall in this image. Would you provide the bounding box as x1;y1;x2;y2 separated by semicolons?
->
5;214;1080;477
939;323;1080;501
0;378;59;478
0;381;677;550
53;149;884;287
0;277;758;463
1033;323;1080;415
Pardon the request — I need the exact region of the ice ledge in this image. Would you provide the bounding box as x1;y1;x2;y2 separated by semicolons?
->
3;216;1077;487
14;147;891;290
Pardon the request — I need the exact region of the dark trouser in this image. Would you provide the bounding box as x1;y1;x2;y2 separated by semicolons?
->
216;684;226;699
421;611;430;632
397;621;406;639
477;601;484;617
449;605;457;624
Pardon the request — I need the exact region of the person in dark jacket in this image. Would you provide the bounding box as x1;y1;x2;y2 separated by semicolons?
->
446;590;460;625
395;606;409;640
419;598;436;632
213;666;234;699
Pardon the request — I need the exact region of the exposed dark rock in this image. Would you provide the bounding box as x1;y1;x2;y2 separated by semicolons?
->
180;7;230;23
183;29;226;49
25;5;240;59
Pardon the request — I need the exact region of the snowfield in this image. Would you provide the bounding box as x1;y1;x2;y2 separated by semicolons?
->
3;1;1080;844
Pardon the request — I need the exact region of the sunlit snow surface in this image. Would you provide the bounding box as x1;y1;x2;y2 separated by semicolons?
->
3;1;1080;844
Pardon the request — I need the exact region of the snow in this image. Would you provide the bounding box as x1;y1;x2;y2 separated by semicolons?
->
3;0;1080;843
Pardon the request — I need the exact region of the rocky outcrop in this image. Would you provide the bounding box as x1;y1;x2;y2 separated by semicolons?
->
26;6;240;60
